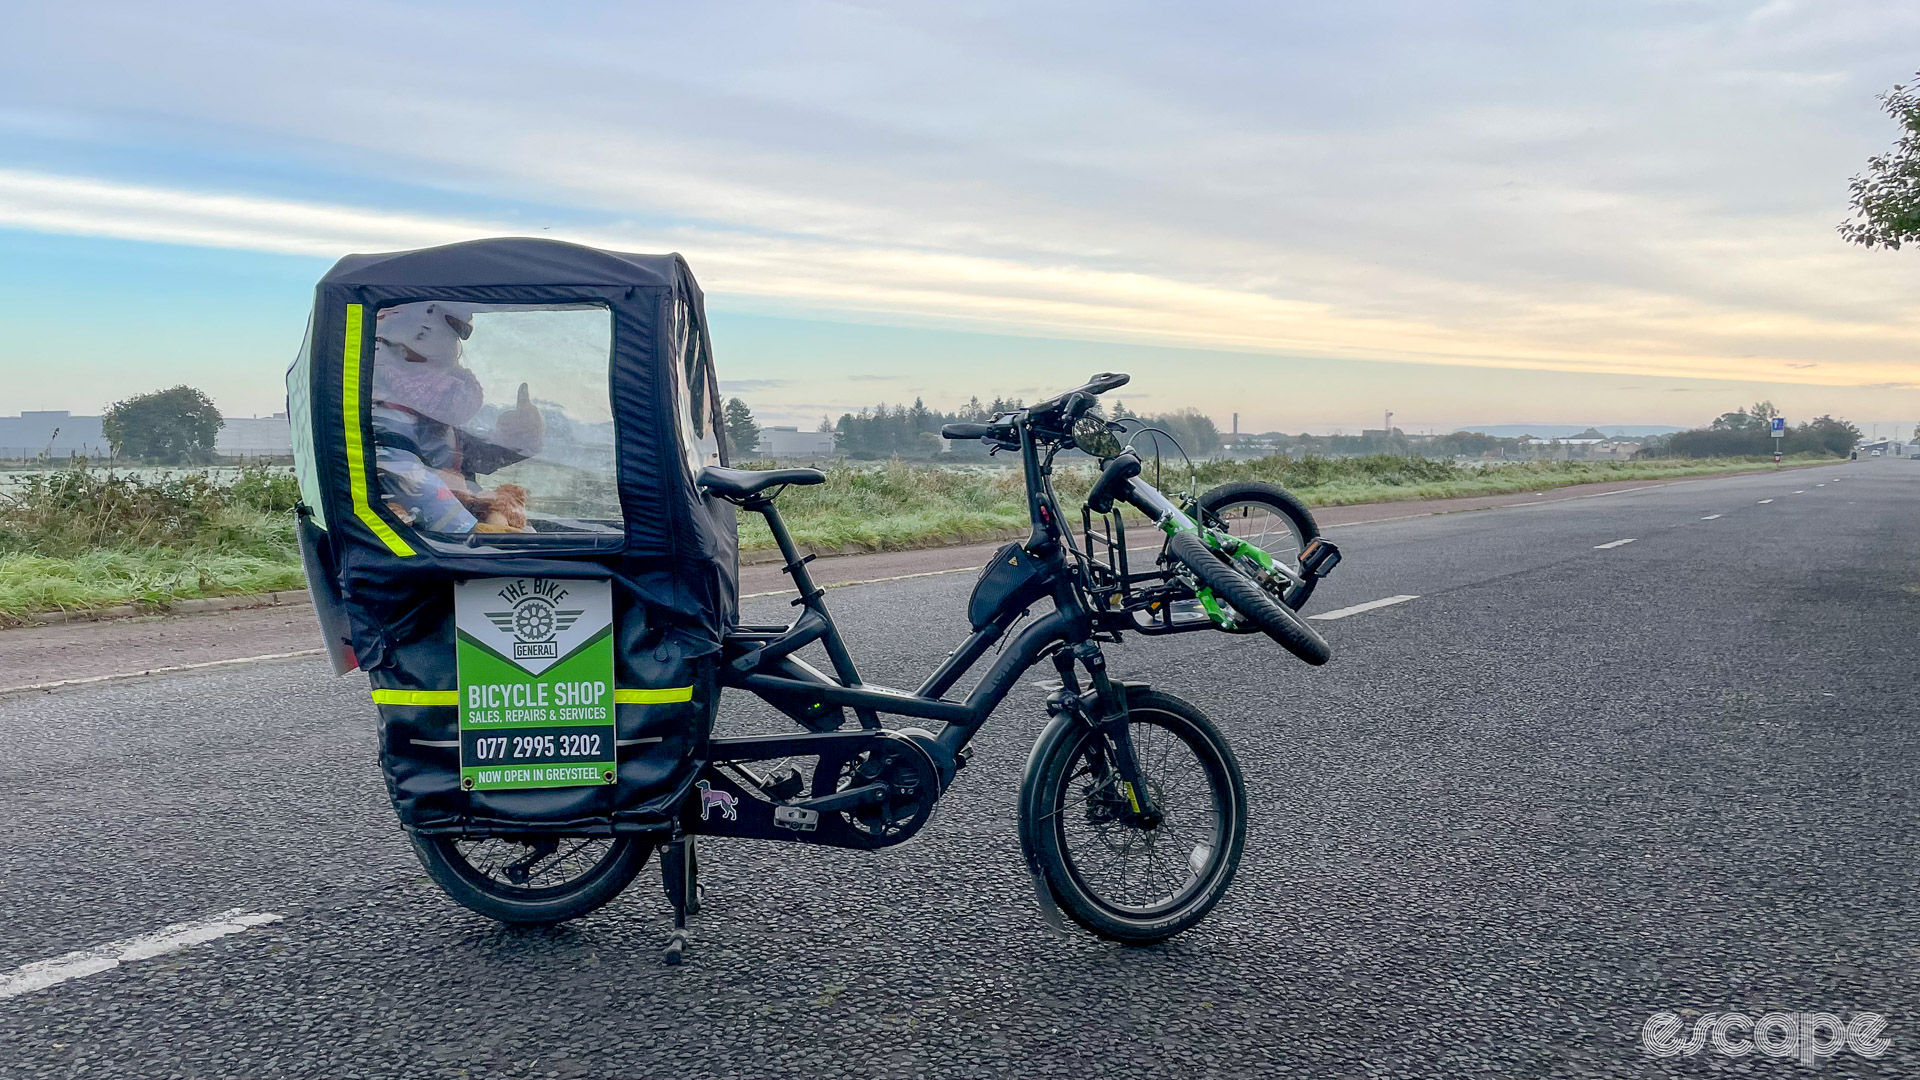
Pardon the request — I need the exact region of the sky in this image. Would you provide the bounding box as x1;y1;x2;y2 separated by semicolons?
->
1;0;1918;436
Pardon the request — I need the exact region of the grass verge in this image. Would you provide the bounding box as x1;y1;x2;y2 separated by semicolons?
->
1;453;1833;622
745;453;1835;554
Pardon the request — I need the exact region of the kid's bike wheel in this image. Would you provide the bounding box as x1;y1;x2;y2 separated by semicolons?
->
1195;481;1319;580
411;834;651;925
1026;690;1247;944
1167;529;1331;665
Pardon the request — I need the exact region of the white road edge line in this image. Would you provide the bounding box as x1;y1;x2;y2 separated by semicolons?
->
1758;498;1774;504
0;909;284;1000
1701;514;1722;520
742;564;981;600
0;649;325;697
1309;595;1419;621
1594;538;1638;549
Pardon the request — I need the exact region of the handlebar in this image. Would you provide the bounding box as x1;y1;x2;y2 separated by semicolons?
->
941;373;1131;444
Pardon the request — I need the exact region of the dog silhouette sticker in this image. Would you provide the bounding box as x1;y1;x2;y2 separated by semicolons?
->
696;780;738;821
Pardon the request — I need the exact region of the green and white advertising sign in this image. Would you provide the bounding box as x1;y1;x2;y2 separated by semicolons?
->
455;577;616;792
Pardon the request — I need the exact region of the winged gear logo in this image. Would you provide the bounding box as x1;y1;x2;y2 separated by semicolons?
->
456;577;611;677
485;597;583;661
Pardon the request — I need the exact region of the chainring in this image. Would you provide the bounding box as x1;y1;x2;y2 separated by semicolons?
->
810;730;943;849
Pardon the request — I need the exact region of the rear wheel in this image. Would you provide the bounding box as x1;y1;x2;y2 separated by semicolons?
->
1195;482;1318;575
411;834;651;925
1195;481;1319;609
1167;529;1330;665
1026;690;1247;944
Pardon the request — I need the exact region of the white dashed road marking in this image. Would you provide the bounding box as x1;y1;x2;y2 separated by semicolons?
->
1309;595;1419;621
1758;499;1774;504
1701;514;1722;520
1594;538;1637;549
0;910;284;1000
1794;490;1806;494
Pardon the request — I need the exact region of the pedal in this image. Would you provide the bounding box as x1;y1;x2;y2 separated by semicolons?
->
773;805;820;832
1299;538;1341;578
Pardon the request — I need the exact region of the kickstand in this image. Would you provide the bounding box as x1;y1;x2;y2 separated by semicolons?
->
660;835;699;964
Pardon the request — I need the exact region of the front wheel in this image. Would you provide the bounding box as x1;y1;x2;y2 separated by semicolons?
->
1167;529;1331;666
411;834;652;925
1025;690;1247;944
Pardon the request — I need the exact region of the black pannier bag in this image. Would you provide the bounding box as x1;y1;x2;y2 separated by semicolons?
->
287;238;738;837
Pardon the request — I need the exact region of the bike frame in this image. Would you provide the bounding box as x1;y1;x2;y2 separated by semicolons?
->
715;418;1123;774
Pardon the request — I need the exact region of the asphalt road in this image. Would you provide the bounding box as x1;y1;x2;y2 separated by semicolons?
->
1;459;1914;1078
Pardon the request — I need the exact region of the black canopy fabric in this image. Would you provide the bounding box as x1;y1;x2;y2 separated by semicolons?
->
290;237;736;835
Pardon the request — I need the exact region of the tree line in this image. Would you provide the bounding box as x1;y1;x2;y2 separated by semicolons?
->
724;395;1224;459
1638;402;1862;459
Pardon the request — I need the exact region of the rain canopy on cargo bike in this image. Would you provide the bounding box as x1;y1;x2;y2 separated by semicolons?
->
287;237;736;837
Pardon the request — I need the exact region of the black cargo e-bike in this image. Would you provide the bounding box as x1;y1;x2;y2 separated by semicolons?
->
416;372;1341;961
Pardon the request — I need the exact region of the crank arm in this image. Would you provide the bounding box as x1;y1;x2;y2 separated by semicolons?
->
787;781;888;814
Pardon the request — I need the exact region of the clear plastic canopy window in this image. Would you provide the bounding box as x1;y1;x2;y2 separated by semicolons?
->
668;295;722;480
368;301;620;547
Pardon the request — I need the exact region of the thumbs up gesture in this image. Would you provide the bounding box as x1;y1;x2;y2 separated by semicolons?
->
493;382;545;454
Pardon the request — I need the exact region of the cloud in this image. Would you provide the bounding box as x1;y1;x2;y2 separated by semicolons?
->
4;164;1916;393
718;378;788;391
4;1;1920;406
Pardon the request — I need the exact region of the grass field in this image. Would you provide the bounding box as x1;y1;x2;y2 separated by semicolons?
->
0;454;1830;622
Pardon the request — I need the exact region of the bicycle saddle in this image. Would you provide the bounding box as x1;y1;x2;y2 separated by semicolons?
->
697;466;827;500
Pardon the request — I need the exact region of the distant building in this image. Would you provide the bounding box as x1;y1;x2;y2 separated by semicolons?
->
0;411;108;459
1;409;291;460
218;413;293;455
756;426;836;458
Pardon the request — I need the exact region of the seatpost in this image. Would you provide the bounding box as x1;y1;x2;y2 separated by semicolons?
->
743;494;865;690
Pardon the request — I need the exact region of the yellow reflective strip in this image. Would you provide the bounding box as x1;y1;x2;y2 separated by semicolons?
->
341;304;415;558
371;689;459;706
373;688;692;706
614;686;695;705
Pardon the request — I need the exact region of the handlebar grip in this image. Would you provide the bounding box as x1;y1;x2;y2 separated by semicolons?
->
941;422;995;440
1086;451;1143;515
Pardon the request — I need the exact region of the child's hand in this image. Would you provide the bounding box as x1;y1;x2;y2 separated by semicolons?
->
493;383;545;453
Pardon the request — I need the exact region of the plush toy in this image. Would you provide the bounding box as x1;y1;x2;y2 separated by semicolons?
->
460;483;532;533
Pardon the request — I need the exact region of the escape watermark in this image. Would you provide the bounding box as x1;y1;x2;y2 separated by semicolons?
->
1642;1011;1890;1063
